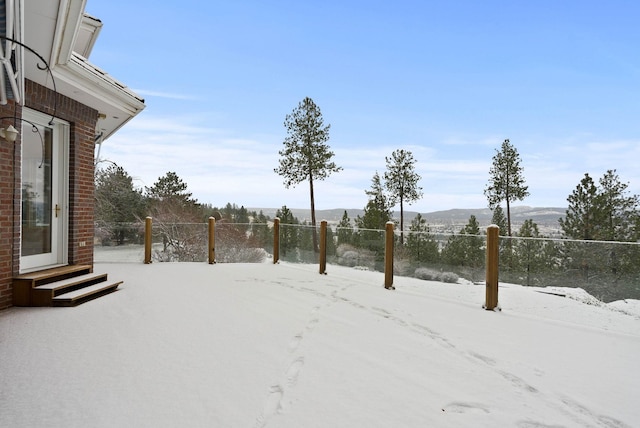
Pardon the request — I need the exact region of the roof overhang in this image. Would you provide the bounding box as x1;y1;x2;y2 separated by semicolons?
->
23;0;144;139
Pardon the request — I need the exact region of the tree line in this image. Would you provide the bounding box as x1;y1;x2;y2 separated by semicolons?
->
271;98;640;300
95;97;640;298
276;99;640;240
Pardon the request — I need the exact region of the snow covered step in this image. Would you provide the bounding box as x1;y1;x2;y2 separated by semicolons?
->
34;273;109;296
52;280;122;307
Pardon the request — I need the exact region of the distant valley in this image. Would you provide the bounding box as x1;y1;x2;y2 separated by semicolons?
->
249;206;567;235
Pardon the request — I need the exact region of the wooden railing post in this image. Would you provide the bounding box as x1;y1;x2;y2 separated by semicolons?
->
144;216;152;264
485;224;500;310
319;220;327;274
273;217;280;264
384;221;395;289
208;217;216;264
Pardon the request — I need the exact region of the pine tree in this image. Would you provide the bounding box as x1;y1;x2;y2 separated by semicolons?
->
145;171;200;221
514;219;547;285
252;210;272;249
356;172;393;252
405;213;439;263
490;205;508;236
236;206;250;224
145;172;202;260
276;205;299;257
442;215;483;274
274;97;342;252
484;139;529;236
95;164;145;245
337;210;353;246
384;149;423;245
559;173;600;240
356;172;393;231
596;170;639;242
560;170;639;242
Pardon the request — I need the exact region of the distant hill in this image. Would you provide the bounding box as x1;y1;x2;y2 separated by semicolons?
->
249;206;566;235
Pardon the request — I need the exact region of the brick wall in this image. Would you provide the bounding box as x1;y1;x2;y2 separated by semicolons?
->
0;81;99;310
0;101;21;310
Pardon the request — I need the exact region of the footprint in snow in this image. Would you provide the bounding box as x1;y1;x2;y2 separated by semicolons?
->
288;333;303;353
443;401;490;414
286;357;305;386
254;385;284;428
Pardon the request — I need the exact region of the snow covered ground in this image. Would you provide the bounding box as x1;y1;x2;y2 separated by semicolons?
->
1;262;639;427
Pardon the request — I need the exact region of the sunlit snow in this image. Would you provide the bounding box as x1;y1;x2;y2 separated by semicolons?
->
1;262;638;427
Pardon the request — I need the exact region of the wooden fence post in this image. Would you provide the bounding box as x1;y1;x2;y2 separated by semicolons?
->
273;217;280;264
144;216;152;264
384;221;395;289
208;217;216;264
485;224;500;310
319;220;327;274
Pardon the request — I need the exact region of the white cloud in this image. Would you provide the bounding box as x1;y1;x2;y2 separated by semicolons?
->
132;89;199;101
98;112;640;213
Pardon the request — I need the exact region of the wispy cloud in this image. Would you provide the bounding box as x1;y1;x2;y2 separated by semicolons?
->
98;111;640;213
132;89;199;101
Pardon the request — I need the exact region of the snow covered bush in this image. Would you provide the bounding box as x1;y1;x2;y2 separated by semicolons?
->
414;267;440;281
439;271;459;283
336;244;375;270
414;267;459;284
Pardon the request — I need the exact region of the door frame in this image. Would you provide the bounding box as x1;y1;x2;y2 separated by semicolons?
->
19;108;69;273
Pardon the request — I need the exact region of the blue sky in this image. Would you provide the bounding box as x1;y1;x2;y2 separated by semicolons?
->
88;0;640;213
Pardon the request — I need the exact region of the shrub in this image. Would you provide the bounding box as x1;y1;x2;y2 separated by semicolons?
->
414;267;459;284
336;244;376;270
439;271;459;283
414;267;440;281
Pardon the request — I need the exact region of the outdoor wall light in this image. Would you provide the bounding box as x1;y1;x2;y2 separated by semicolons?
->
0;124;18;142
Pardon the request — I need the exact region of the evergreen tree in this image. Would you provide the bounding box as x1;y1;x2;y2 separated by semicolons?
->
298;221;315;258
145;171;200;221
559;173;601;240
596;169;638;242
514;219;547;285
326;227;337;256
356;172;393;231
145;172;202;260
484;139;529;236
222;203;236;222
405;213;439;263
94;164;145;245
441;215;484;275
490;205;508;236
276;205;299;257
274;97;342;252
236;206;250;224
252;210;272;249
336;210;354;246
356;172;393;252
384;149;423;245
490;204;511;270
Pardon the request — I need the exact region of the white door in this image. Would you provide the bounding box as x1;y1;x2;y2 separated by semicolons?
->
20;109;69;272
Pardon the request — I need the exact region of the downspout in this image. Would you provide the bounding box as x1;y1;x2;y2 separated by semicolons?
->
94;130;104;166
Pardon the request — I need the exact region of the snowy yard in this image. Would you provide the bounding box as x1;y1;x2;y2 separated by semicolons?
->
1;262;639;427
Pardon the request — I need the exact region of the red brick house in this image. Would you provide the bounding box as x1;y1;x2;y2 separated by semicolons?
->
0;0;144;309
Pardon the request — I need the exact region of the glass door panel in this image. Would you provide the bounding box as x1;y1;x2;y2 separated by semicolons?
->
21;127;53;256
20;109;68;272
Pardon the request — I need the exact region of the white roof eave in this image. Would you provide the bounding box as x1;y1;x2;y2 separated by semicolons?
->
23;0;145;139
45;53;145;139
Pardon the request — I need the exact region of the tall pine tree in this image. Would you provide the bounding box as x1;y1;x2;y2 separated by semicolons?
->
384;149;423;245
484;139;529;236
274;97;342;252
